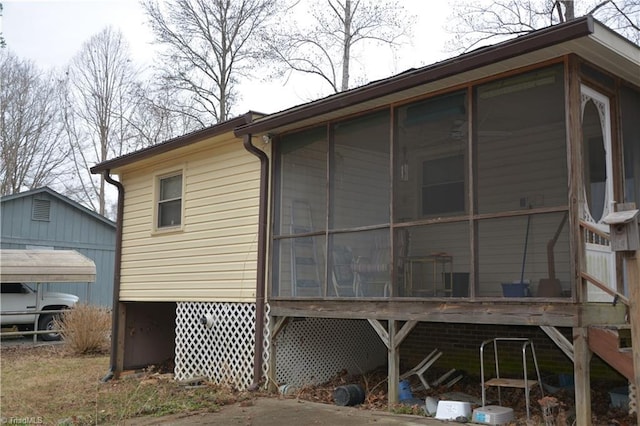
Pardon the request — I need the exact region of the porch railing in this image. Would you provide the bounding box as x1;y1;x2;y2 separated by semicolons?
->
580;220;628;306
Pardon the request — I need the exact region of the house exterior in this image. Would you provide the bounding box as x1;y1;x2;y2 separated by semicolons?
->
0;187;115;307
93;17;639;424
90;115;271;387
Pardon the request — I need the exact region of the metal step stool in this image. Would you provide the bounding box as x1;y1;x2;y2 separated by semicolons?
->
480;338;544;420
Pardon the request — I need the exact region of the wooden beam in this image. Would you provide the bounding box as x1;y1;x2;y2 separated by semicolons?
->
581;271;629;305
566;55;584;304
367;319;417;411
573;327;592;426
368;319;389;349
541;325;574;362
625;251;640;416
269;300;625;326
270;316;290;340
395;320;418;348
388;320;399;408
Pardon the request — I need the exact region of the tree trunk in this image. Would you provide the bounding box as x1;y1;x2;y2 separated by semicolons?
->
561;1;575;21
99;176;105;216
341;0;352;92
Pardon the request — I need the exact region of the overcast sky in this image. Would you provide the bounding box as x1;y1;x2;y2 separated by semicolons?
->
2;0;453;114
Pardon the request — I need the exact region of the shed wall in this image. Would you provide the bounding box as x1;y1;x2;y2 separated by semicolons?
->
0;192;115;306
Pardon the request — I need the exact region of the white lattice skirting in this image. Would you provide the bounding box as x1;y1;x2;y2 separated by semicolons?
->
175;303;386;391
175;302;269;390
275;317;387;387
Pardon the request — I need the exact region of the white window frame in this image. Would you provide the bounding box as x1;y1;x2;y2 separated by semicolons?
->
153;168;185;233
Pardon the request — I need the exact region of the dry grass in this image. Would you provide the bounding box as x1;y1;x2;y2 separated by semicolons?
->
0;344;247;425
55;304;111;355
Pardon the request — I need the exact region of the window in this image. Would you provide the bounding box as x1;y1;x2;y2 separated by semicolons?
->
157;173;183;229
422;155;465;216
1;283;26;294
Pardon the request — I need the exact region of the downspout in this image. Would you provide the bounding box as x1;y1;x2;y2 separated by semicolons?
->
242;133;269;390
101;170;124;382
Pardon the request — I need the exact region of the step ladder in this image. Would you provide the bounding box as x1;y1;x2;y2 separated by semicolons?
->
290;200;321;296
480;338;544;420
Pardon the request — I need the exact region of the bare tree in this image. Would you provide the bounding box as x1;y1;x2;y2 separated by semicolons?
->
127;80;203;146
62;27;139;215
446;0;640;54
0;3;6;49
267;0;414;94
0;51;69;195
142;0;281;124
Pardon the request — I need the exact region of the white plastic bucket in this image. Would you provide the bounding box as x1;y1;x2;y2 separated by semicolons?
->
435;400;472;420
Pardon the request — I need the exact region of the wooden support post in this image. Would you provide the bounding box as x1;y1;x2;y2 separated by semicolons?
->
115;302;126;378
388;320;399;407
367;319;418;410
573;327;591;425
625;251;640;416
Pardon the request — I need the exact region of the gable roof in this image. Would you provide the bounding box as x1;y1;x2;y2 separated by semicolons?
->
235;16;639;137
90;113;259;174
0;187;115;229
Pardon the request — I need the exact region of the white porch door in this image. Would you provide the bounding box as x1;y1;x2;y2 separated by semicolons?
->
581;85;616;302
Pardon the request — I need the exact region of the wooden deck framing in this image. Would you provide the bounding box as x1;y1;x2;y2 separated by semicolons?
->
268;299;626;327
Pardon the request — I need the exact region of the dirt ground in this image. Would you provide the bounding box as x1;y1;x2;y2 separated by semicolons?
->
2;338;636;425
125;367;638;426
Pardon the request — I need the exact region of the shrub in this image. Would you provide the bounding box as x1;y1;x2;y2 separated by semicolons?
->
55;304;111;355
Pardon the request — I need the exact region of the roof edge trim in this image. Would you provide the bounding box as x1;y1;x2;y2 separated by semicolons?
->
234;17;595;136
91;112;255;174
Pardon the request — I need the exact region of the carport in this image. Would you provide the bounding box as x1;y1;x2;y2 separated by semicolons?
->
1;249;96;341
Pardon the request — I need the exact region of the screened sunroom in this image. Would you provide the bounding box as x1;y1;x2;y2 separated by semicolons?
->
270;58;639;303
272;63;570;300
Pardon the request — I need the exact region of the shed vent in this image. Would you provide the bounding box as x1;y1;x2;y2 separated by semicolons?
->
32;199;51;221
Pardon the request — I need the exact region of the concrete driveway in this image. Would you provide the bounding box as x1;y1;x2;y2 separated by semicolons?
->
124;397;457;426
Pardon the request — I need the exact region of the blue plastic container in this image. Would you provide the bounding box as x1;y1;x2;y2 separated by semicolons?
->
501;282;530;297
558;373;574;387
609;386;629;410
399;380;413;401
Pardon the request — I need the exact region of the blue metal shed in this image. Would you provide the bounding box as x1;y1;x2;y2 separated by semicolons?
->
0;187;115;307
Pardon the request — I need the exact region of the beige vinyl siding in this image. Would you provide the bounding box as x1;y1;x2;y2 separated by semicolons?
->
476;125;570;295
118;135;265;302
477;123;568;213
478;212;570;297
332;145;389;230
276;143;388;296
279;145;388;234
